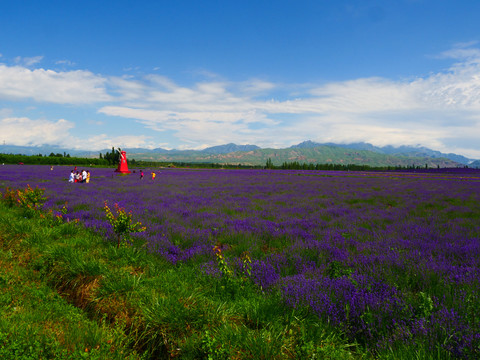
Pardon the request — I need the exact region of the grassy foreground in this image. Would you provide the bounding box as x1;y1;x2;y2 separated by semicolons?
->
0;201;362;359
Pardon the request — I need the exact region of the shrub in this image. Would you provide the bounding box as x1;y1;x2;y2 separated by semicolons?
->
104;201;146;248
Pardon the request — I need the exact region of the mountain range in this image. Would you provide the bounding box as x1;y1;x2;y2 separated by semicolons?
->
0;141;478;168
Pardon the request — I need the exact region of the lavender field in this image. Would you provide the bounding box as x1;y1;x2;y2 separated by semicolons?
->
1;164;479;357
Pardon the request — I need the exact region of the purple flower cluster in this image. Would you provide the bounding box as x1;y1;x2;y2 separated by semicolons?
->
282;272;405;342
1;164;479;356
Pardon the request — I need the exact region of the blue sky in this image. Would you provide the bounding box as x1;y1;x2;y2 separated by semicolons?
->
1;0;480;158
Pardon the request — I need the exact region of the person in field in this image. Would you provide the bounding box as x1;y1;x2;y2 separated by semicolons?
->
140;170;144;179
86;170;91;183
82;169;87;183
69;170;75;183
151;171;156;180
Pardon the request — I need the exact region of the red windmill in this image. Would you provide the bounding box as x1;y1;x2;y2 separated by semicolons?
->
115;150;131;174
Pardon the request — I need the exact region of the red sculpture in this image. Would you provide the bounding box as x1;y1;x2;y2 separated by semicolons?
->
115;150;131;174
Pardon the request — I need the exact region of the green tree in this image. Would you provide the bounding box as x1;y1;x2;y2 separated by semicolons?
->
265;158;274;169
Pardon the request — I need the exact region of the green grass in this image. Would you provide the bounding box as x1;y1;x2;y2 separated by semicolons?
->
0;233;140;359
3;184;474;359
0;200;365;359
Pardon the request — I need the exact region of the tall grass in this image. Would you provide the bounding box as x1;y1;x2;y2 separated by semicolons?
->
0;199;361;359
1;166;479;358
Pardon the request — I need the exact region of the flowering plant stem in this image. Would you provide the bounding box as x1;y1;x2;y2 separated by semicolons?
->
104;201;146;248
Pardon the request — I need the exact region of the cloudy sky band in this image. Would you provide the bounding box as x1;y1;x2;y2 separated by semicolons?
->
1;45;480;158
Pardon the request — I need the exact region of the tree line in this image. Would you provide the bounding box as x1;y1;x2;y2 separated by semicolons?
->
0;153;110;166
265;158;453;171
1;148;125;167
0;150;263;169
2;151;471;171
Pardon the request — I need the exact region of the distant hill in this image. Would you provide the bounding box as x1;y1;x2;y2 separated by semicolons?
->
0;142;475;168
291;141;475;165
201;143;260;154
470;160;480;168
124;144;461;168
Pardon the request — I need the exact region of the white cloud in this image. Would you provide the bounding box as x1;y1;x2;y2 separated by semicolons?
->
2;47;480;158
0;117;75;146
438;42;480;62
14;55;44;66
238;79;276;95
0;116;155;151
78;134;156;150
100;53;480;156
0;64;111;104
55;59;76;67
98;105;276;148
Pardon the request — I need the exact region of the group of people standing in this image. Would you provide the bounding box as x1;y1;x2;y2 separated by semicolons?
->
139;170;156;180
67;168;159;183
69;167;90;183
